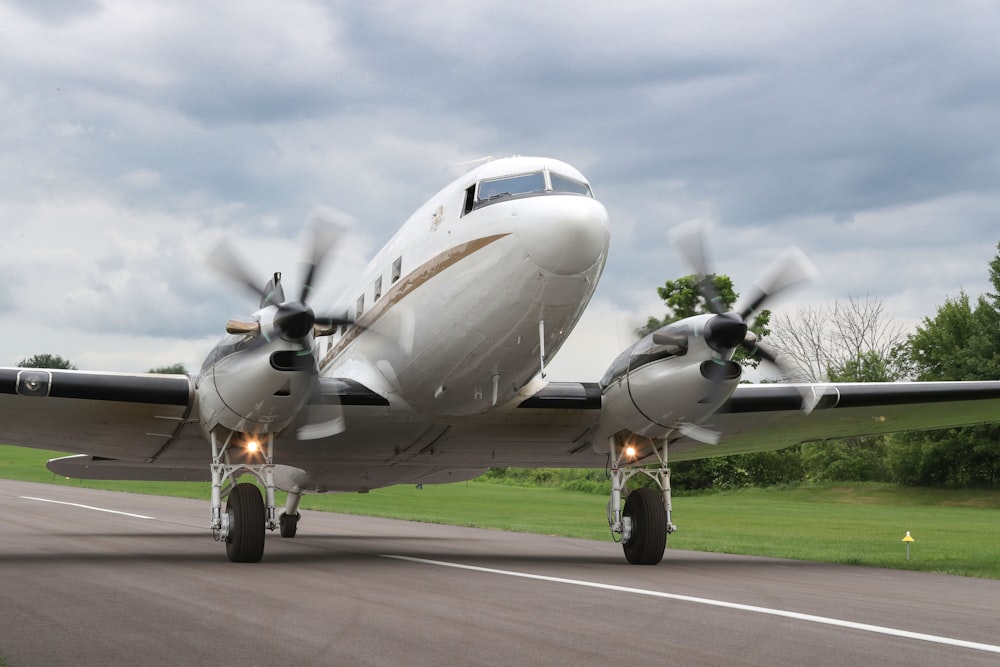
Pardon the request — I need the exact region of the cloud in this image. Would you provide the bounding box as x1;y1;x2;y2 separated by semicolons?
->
2;0;999;373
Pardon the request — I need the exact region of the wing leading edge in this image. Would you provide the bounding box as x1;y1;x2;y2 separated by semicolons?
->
666;380;1000;461
0;367;198;462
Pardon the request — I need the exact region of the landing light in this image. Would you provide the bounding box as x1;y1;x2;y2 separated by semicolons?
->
246;440;260;454
625;445;637;459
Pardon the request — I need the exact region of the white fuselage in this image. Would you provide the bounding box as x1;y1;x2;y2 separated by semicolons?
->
318;156;610;416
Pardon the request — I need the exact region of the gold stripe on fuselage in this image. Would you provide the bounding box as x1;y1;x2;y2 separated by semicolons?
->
319;233;511;372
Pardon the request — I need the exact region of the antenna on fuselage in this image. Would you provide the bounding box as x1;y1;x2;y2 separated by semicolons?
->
457;155;494;167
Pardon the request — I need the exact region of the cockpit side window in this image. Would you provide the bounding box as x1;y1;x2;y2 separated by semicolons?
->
549;173;592;197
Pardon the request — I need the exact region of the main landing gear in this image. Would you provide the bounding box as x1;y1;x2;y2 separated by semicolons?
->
607;436;676;565
210;431;279;563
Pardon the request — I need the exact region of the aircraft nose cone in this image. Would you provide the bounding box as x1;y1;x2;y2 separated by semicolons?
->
518;197;610;275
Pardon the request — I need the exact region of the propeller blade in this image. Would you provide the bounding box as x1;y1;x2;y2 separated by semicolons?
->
738;247;817;320
738;337;819;413
669;221;725;315
226;319;261;336
651;326;690;348
296;403;346;440
700;359;740;406
207;241;269;301
296;381;346;440
314;313;355;328
676;421;721;445
300;221;344;304
669;221;711;277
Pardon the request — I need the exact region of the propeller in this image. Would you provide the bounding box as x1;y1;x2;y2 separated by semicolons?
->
208;223;355;344
208;221;357;439
665;222;815;364
664;221;818;418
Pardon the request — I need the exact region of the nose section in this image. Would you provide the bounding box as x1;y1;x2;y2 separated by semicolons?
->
517;197;610;275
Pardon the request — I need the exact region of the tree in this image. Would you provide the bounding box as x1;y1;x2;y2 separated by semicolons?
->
767;295;911;382
764;296;910;482
887;244;1000;487
149;363;188;375
793;347;897;482
17;354;76;370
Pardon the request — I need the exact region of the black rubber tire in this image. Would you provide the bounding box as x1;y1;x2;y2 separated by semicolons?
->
279;512;299;538
225;483;266;563
622;487;668;565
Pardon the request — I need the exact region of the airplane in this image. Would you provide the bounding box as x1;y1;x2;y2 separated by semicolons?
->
3;155;1000;565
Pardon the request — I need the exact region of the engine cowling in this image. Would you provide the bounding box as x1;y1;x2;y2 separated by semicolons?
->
197;332;316;437
597;317;742;441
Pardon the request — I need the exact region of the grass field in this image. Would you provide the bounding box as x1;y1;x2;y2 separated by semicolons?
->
3;444;1000;578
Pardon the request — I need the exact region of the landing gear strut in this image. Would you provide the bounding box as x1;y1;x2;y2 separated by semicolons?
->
607;436;676;565
210;431;279;563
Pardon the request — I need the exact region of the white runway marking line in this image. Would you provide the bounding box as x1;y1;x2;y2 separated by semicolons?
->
18;496;154;520
385;555;1000;655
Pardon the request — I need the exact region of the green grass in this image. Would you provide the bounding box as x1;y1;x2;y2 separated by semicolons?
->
3;445;1000;578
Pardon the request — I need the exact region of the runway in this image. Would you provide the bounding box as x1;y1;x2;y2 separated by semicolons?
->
2;480;998;666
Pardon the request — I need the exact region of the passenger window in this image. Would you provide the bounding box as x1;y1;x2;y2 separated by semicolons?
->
391;257;402;283
373;276;382;302
356;294;364;318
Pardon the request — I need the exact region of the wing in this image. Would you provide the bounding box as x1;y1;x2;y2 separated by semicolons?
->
271;379;1000;489
667;380;1000;461
0;367;207;476
8;366;1000;491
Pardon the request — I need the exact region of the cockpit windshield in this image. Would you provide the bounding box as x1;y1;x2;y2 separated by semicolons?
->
468;169;593;213
477;172;547;203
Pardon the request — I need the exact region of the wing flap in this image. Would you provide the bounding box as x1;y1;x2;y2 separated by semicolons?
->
46;454;211;482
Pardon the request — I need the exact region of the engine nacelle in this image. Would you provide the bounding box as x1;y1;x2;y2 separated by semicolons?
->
197;334;316;437
597;319;742;442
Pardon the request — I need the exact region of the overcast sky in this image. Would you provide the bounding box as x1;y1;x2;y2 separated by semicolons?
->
2;1;998;380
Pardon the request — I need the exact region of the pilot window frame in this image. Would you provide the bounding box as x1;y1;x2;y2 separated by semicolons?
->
548;172;593;197
466;168;594;213
471;170;547;211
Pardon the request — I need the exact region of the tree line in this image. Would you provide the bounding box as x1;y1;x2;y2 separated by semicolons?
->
15;354;187;376
659;241;1000;490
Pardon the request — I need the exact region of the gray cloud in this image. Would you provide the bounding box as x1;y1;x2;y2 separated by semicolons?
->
2;0;999;371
